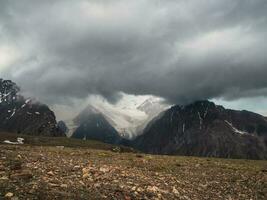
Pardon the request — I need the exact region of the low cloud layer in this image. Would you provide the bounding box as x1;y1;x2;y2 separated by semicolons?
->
1;0;267;105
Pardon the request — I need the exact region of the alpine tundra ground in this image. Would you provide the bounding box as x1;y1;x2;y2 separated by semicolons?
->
0;133;266;200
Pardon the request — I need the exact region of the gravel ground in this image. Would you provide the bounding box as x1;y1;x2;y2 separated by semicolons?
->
0;144;266;200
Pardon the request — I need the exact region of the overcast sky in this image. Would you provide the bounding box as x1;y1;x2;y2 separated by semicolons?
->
0;0;267;116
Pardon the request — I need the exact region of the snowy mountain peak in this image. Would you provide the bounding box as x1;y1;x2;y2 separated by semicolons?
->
64;94;171;139
79;104;100;115
137;96;168;116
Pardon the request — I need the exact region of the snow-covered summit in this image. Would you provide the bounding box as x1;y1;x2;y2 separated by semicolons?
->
65;94;171;139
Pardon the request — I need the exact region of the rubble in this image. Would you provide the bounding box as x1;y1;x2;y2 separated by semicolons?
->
0;144;266;199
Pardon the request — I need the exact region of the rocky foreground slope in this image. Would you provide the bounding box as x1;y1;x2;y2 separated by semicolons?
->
0;142;266;200
133;101;267;160
0;79;64;137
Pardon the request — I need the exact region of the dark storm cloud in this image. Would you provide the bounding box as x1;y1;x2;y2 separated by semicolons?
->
1;0;267;104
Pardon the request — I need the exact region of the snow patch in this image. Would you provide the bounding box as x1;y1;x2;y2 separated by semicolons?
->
83;135;86;140
197;112;203;130
3;137;24;145
9;109;16;118
224;120;248;135
25;99;31;104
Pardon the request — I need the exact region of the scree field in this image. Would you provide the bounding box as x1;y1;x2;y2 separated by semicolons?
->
0;133;266;200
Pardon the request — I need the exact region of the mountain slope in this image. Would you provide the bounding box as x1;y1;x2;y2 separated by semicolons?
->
133;100;267;159
65;96;169;139
0;78;64;137
71;105;121;144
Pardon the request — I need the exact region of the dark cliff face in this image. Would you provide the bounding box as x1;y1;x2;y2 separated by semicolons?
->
57;121;68;135
0;79;64;137
133;100;267;159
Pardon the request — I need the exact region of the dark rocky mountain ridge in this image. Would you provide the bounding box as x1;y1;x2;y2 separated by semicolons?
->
65;99;267;159
0;78;64;137
132;100;267;159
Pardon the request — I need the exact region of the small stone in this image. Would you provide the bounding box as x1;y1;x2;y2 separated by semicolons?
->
79;180;85;186
183;195;190;200
73;165;80;170
82;168;89;174
47;171;54;176
99;167;109;173
82;173;90;178
200;183;208;189
10;170;33;180
48;183;59;187
60;184;68;188
5;192;14;198
0;176;9;180
172;187;180;195
147;186;159;193
94;183;101;188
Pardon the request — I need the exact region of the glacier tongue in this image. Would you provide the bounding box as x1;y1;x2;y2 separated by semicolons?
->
95;95;170;138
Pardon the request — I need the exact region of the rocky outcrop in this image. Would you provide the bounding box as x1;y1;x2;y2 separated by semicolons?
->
0;78;64;137
133;100;267;159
